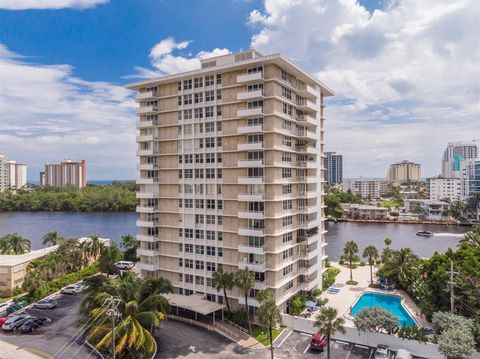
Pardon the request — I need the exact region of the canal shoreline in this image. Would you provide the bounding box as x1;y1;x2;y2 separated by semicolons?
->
329;218;472;226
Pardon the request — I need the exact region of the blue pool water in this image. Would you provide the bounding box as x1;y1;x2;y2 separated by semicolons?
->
351;292;416;327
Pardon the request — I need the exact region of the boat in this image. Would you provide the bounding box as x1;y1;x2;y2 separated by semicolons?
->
416;230;433;237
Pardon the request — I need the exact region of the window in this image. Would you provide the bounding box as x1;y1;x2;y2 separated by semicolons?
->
206;230;215;240
206;168;215;179
216;90;222;100
195;169;204;179
205;107;214;118
282;119;292;131
183;94;192;105
283;216;293;227
248;168;263;178
283;103;292;116
195;230;204;239
247;66;262;74
218;247;223;257
248;100;263;109
183;109;193;119
248;151;263;160
195;260;204;270
281;69;289;82
217;168;222;179
206;246;215;256
247;83;263;91
282;152;291;162
194;92;203;104
283;200;292;210
248;117;263;126
177;81;182;91
283;264;293;276
282;248;293;260
285;280;294;291
283;232;292;243
194;77;203;88
205;90;215;102
206;262;216;272
185;259;193;268
283;136;292;147
183;79;192;90
282;168;292;178
205;137;215;148
178;96;182;106
248;134;263;143
196;276;204;285
194;108;203;119
206;153;215;163
216;105;222;117
205;74;214;86
216;74;222;85
195;123;203;134
206;215;215;224
195;245;204;255
217;200;223;210
195;199;204;209
282;184;292;194
217;137;222;147
281;86;292;100
216;121;222;132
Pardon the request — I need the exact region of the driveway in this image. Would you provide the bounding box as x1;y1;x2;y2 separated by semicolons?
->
0;292;94;358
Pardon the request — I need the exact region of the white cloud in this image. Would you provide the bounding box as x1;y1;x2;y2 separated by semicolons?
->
249;0;480;177
0;0;109;10
127;38;231;79
0;44;136;180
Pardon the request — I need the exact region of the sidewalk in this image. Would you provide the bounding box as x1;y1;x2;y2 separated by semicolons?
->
0;339;49;358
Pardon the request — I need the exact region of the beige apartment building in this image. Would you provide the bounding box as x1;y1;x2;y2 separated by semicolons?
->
127;50;333;313
386;160;421;184
42;159;87;188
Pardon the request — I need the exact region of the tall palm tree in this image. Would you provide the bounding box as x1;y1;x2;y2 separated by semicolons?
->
3;233;31;254
0;236;9;254
235;269;255;334
258;297;281;359
460;230;480;247
380;248;420;288
86;234;105;261
314;307;346;359
99;244;122;274
121;234;139;262
212;269;235;315
42;231;64;246
343;241;359;282
362;245;379;284
384;237;392;246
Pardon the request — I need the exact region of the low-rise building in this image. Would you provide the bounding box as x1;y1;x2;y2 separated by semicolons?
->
404;199;450;221
427;176;461;201
342;177;381;199
341;204;389;219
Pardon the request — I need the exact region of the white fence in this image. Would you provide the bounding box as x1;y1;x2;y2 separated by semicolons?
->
281;314;444;359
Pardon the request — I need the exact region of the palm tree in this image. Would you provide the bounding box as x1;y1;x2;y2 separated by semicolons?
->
258;295;282;359
235;269;255;334
3;233;31;254
212;269;235;315
343;241;359;282
380;248;420;288
98;244;122;274
87;272;171;357
314;307;346;359
0;236;9;254
460;230;480;247
86;234;105;261
384;237;392;247
362;245;379;284
22;269;45;295
42;231;64;246
121;234;139;262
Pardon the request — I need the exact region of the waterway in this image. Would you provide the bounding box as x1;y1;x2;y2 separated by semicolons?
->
0;212;468;258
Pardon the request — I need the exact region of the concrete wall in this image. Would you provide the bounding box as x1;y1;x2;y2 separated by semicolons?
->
281;314;444;359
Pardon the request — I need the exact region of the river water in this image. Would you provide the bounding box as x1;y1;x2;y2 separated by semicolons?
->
0;212;468;258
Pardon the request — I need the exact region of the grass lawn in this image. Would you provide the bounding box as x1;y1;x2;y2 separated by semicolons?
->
252;325;285;346
378;200;402;208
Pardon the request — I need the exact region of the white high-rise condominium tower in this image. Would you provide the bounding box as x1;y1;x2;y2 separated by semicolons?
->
324;152;343;185
0;154;27;190
442;141;478;178
127;50;333;312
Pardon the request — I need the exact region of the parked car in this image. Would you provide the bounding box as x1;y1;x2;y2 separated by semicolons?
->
310;332;327;351
395;349;412;359
2;314;31;332
20;317;50;333
0;316;9;327
115;261;135;270
61;284;83;295
374;345;390;359
33;299;58;310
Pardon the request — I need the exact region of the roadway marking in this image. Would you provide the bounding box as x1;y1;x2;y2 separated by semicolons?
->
345;344;353;359
276;329;293;348
300;333;311;337
303;343;310;354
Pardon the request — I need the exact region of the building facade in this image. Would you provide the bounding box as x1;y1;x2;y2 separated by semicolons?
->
127;50;333;312
342;178;381;199
0;154;27;190
0;154;8;191
427;176;461;201
324;152;343;185
341;204;389;219
43;160;87;188
386;160;421;184
441;141;478;178
404;199;450;221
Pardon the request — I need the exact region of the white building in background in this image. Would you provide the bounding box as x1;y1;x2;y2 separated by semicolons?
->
0;154;9;191
441;141;478;178
427;176;461;201
342;177;381;199
43;159;87;189
404;199;450;221
0;154;27;190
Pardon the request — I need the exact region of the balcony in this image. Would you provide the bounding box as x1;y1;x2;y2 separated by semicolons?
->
136;262;158;271
237;159;263;168
238;193;264;201
137;106;158;115
136;220;155;228
136;149;154;156
297;130;317;141
238;297;260;307
238;176;264;185
296;145;317;155
297;100;317;113
237;89;264;101
136;178;158;185
237;142;263;151
136;134;155;142
237;124;263;135
298;84;319;99
137;248;160;257
238;227;265;237
237;107;263;117
137;163;156;171
237;72;263;83
136;234;156;242
238;259;266;272
297;114;317;127
136;192;157;199
136;91;157;101
238;211;265;220
307;233;321;245
297;161;317;169
136;206;156;213
136;120;153;129
238;245;266;255
254;280;267;290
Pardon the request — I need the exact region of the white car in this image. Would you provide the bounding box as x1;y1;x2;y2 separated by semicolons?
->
115;261;135;270
374;345;390;359
395;349;412;359
61;284;83;295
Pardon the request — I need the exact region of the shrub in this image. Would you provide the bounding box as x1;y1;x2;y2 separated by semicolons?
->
359;261;366;266
0;289;12;298
338;259;345;265
390;211;400;216
318;298;329;306
346;280;358;285
289;294;306;316
309;288;322;299
322;267;341;290
226;310;248;328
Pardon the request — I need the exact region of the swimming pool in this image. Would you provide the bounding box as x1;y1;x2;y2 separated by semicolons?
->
350;292;416;327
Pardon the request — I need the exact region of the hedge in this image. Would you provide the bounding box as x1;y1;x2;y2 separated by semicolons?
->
29;263;99;301
322;267;341;290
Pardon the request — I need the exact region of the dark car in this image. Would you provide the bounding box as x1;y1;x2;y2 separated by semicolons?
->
20;317;50;333
310;332;327;351
2;314;30;332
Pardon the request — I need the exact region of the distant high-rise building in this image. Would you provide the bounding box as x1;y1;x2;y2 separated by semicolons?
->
0;154;9;191
39;172;46;187
442;141;478;178
342;177;381;199
0;154;27;190
43;160;87;188
386;160;421;184
427;176;461;201
324;152;343;185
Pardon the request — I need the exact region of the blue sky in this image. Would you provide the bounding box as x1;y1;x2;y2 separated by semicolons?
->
0;0;478;180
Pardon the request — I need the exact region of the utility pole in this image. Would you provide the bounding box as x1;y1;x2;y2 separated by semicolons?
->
105;296;121;359
447;259;458;314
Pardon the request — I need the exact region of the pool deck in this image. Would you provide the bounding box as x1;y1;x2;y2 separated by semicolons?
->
322;262;431;329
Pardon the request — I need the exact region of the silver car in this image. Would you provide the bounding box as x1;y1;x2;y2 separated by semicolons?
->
374;345;390;359
61;284;83;295
33;299;58;309
2;314;30;332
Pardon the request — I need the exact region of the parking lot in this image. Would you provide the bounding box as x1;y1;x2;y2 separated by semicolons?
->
274;330;373;359
0;292;95;358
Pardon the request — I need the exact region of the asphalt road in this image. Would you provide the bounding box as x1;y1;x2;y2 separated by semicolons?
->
0;292;95;359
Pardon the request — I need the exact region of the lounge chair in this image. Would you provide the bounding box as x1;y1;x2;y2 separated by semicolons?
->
379;285;386;290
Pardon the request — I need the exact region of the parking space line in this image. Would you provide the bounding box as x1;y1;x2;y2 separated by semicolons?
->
345;344;353;359
303;343;310;354
355;344;370;349
275;328;293;348
300;332;311;337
